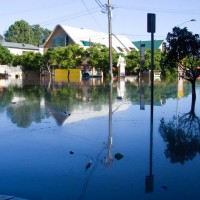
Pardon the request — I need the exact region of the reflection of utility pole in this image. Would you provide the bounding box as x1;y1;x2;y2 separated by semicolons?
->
104;79;113;166
140;84;145;110
145;112;154;193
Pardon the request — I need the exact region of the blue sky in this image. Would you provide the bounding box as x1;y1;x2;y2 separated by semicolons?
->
1;0;200;41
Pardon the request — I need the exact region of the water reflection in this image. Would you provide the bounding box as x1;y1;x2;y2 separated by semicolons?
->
145;123;154;193
0;76;193;129
159;82;200;164
145;75;154;193
1;76;200;199
6;86;48;128
104;79;113;166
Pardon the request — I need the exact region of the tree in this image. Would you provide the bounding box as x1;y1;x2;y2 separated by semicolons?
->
12;52;43;78
4;20;51;46
43;44;84;76
125;49;140;75
4;20;34;44
125;49;162;75
54;45;84;68
165;27;200;105
86;43;118;77
32;24;51;46
41;28;51;44
0;45;13;65
43;47;58;75
0;34;4;42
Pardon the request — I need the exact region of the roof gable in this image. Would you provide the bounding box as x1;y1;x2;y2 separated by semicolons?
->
44;24;137;54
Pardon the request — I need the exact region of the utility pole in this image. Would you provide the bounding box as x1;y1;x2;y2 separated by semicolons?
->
107;0;113;79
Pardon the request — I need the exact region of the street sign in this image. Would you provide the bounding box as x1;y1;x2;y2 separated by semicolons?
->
147;13;156;33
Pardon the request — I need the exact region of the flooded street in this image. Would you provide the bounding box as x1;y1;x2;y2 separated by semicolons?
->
0;76;200;200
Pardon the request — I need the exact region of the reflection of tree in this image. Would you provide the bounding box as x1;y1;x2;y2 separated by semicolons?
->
6;85;47;128
159;99;200;164
0;87;13;113
7;101;45;128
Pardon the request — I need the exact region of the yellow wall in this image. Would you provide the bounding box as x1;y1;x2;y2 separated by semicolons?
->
54;69;82;82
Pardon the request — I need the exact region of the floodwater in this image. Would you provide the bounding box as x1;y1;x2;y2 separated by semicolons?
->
0;76;200;200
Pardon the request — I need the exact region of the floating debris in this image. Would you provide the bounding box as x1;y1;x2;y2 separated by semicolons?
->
69;151;74;154
114;153;124;160
85;160;93;170
64;111;71;116
161;185;167;190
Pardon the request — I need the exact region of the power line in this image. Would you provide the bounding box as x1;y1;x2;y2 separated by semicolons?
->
40;8;100;26
81;0;104;29
114;4;200;15
95;0;107;12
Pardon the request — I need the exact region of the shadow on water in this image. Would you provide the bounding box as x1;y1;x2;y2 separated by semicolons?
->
159;79;200;164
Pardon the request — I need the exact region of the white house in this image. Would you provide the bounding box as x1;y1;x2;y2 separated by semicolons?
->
44;24;137;54
0;41;40;55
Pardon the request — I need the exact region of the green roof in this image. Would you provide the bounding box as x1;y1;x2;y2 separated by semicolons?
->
132;40;164;51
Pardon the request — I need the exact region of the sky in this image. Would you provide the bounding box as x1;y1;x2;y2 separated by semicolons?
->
1;0;200;41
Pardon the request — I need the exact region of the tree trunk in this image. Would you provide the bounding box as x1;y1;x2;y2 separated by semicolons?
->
190;80;196;114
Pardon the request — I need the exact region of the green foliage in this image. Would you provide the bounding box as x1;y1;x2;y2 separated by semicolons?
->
4;20;51;46
125;49;162;75
12;54;22;67
0;34;4;42
85;43;119;77
43;47;58;67
125;49;140;74
165;27;200;81
32;24;51;46
14;52;43;72
44;44;84;68
0;45;13;65
4;20;34;44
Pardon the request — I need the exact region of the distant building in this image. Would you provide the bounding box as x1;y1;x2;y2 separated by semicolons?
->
43;24;137;54
132;40;164;51
0;41;40;55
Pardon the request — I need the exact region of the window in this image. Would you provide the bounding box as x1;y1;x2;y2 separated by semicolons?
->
52;36;66;47
117;47;124;52
81;41;90;46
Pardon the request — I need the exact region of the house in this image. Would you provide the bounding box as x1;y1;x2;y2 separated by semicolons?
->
132;40;164;51
43;24;137;54
0;41;41;55
0;41;41;78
